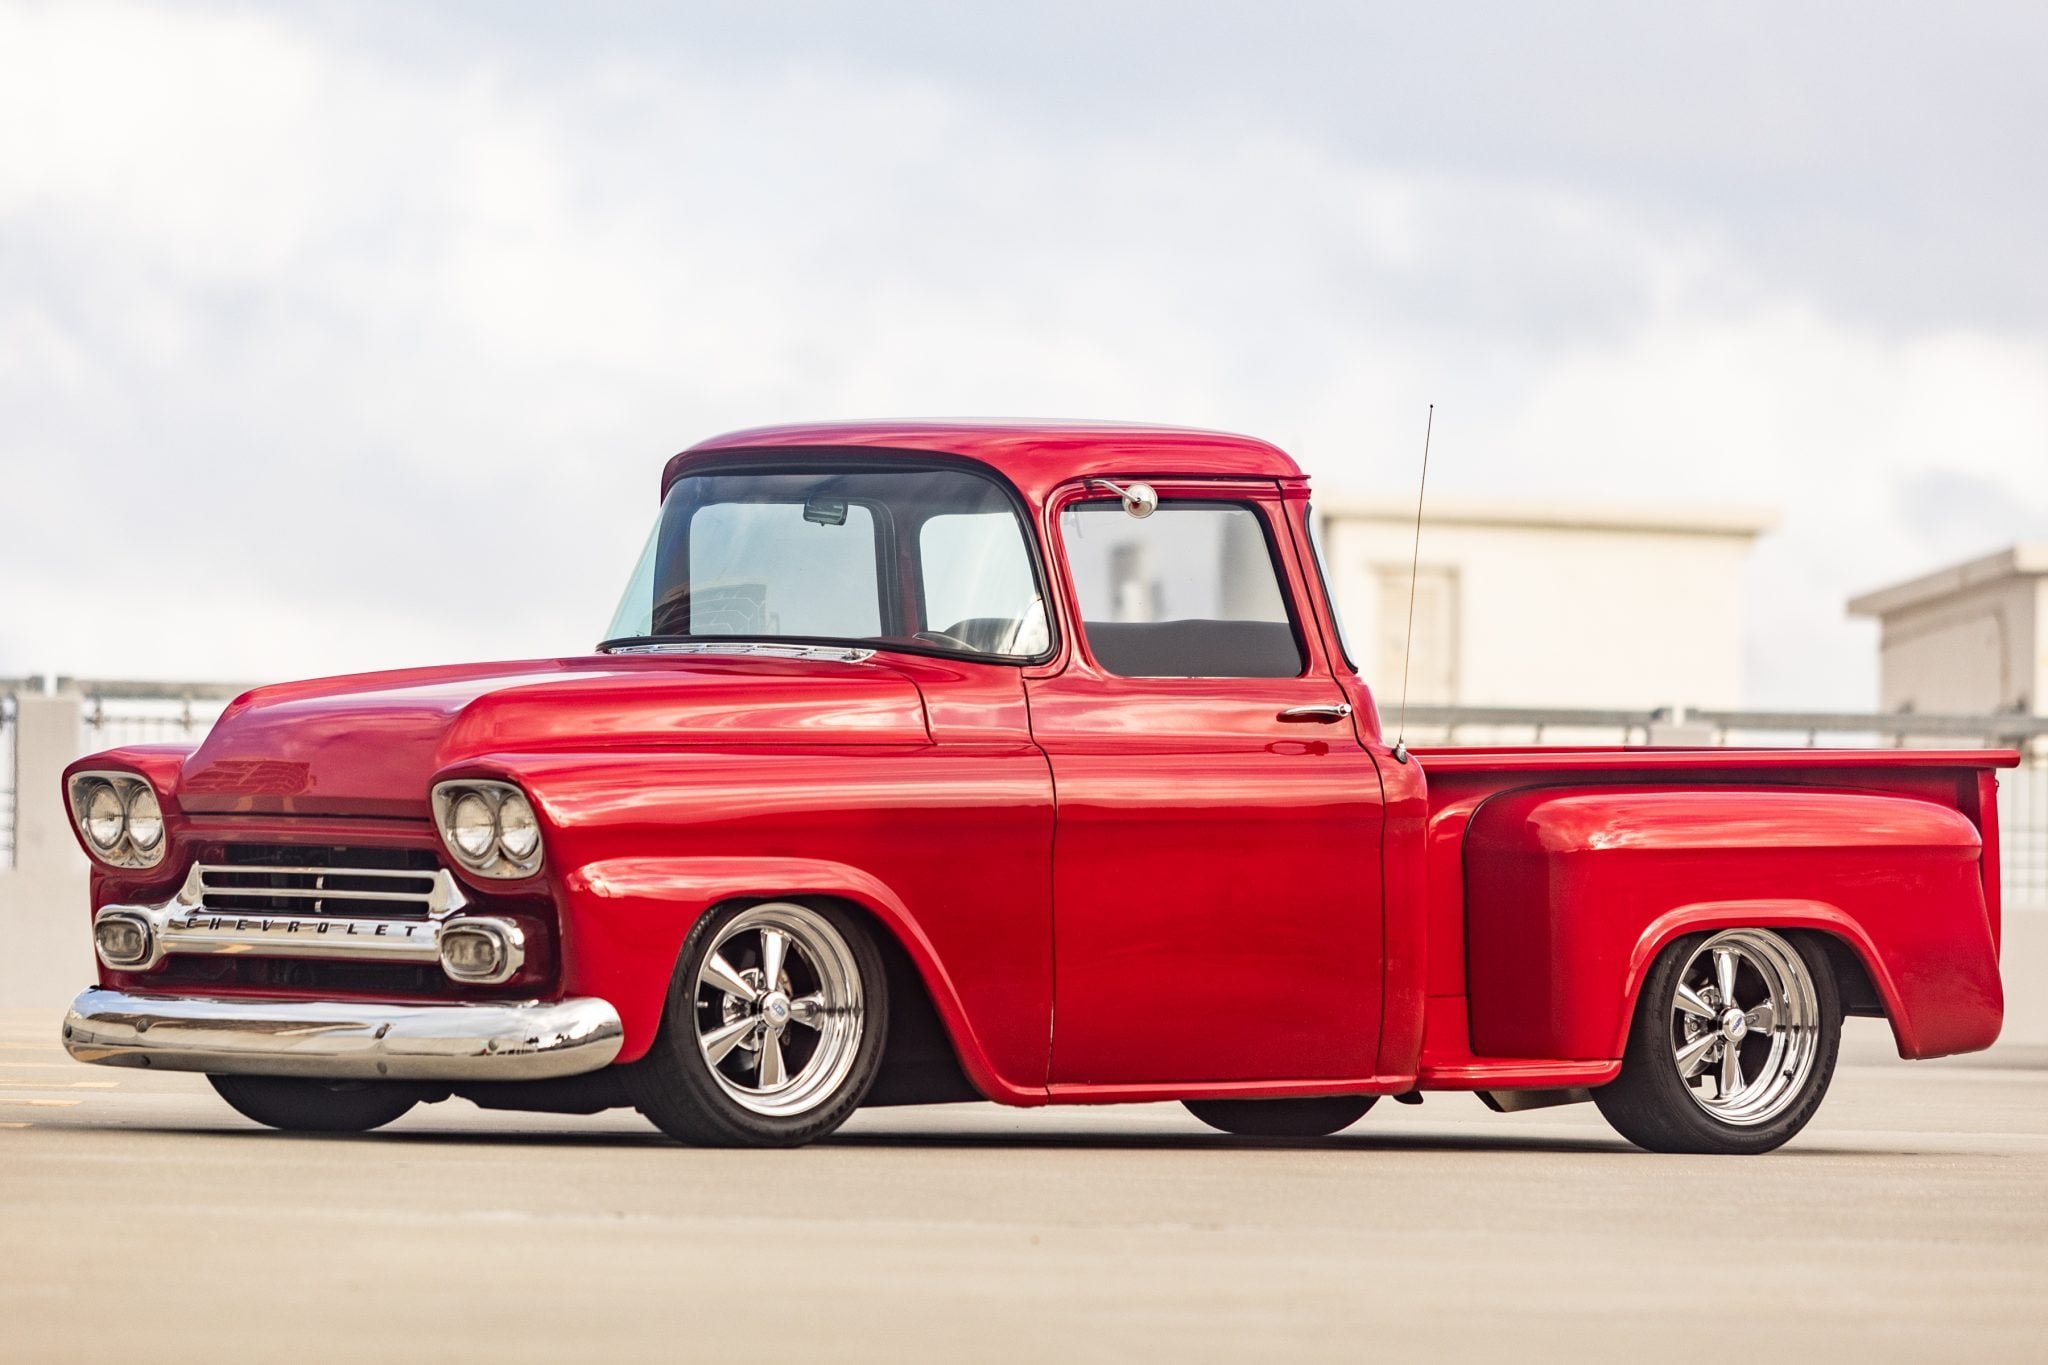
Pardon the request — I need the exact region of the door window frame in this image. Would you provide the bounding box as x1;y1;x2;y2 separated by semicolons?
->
1039;479;1333;684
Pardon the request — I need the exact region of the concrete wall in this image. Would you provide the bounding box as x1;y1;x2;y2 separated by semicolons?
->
1318;499;1773;709
0;695;93;1008
1877;578;2039;714
1850;545;2048;716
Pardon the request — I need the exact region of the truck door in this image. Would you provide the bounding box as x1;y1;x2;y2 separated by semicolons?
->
1027;480;1386;1087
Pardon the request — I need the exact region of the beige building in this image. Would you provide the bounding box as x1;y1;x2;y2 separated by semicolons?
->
1848;544;2048;716
0;693;95;1008
1316;498;1776;709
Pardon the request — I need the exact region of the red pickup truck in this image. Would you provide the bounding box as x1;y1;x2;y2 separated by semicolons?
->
61;421;2014;1154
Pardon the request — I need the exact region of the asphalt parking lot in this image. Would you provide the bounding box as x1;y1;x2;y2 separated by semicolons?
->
3;1007;2045;1364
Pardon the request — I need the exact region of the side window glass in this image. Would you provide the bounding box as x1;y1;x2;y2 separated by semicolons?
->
1060;501;1305;678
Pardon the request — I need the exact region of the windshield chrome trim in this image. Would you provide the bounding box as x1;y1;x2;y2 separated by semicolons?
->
600;640;879;663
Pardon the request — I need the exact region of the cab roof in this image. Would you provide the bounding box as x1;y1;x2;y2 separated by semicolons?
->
664;419;1305;503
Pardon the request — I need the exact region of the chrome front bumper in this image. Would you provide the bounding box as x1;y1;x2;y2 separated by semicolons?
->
63;989;625;1082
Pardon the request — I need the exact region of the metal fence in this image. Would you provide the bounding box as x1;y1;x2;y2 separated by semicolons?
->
0;679;242;870
79;694;235;752
1402;704;2048;906
3;681;2045;902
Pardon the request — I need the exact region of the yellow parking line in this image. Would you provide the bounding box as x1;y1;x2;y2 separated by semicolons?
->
0;1098;81;1107
0;1081;117;1090
0;1121;31;1129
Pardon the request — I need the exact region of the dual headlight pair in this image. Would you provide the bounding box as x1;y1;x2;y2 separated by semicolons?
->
430;780;544;880
70;771;543;882
67;772;167;870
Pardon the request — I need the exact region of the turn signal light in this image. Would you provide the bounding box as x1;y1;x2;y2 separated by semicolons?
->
93;913;155;970
438;919;526;985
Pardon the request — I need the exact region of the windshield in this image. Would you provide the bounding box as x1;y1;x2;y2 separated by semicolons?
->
604;465;1051;661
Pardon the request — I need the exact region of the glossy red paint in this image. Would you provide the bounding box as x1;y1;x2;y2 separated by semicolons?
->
1030;481;1385;1088
61;420;2020;1112
176;656;930;820
671;420;1305;506
1462;785;2000;1061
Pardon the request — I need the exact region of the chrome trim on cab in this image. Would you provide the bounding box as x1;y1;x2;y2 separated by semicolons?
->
601;640;877;663
1277;703;1354;724
62;990;625;1081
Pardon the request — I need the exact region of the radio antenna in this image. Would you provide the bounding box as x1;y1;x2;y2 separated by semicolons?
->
1390;403;1434;765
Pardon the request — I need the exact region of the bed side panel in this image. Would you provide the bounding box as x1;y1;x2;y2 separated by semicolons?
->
1464;785;1999;1060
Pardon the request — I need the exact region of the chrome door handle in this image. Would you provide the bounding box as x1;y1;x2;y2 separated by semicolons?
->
1277;703;1353;724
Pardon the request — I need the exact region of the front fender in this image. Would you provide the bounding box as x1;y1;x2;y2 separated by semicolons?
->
558;854;1041;1104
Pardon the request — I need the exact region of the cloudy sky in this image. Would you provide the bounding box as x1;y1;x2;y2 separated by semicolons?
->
2;0;2043;707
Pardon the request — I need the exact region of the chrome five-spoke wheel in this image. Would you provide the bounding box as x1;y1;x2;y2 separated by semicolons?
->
695;903;865;1117
1594;926;1842;1155
631;900;888;1147
1667;928;1819;1126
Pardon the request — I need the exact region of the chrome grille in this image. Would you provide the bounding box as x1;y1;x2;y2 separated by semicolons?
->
199;846;450;920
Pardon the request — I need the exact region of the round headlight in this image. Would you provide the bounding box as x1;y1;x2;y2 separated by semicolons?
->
449;792;497;860
496;791;540;860
125;785;164;851
83;781;126;850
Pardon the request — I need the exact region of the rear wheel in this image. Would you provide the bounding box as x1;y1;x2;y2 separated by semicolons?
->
208;1074;419;1133
1183;1095;1377;1137
1594;928;1841;1155
628;900;887;1147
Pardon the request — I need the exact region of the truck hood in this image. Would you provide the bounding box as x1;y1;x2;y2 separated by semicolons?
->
176;654;930;818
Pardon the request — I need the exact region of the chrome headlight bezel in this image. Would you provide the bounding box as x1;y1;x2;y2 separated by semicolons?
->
67;772;170;870
430;779;545;880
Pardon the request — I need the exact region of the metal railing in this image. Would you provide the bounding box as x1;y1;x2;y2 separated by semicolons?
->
79;690;239;751
0;679;245;870
1399;703;2048;746
1401;704;2048;906
4;680;2046;902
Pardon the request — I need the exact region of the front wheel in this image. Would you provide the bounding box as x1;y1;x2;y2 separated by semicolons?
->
628;900;888;1147
1183;1095;1377;1137
1594;928;1841;1155
208;1074;419;1133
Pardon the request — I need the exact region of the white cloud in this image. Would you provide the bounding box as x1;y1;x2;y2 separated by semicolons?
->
2;0;2043;709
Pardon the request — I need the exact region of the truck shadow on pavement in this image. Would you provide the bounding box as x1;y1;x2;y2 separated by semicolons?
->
818;1129;1879;1157
116;1122;1879;1158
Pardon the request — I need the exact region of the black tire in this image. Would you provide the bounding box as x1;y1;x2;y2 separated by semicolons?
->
627;900;889;1147
1594;928;1842;1155
208;1074;419;1133
1183;1095;1377;1137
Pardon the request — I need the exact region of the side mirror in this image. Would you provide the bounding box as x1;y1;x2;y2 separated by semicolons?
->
1090;479;1158;519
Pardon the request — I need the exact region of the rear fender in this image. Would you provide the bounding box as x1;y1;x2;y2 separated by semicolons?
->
1621;902;1906;1055
1464;784;2002;1063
